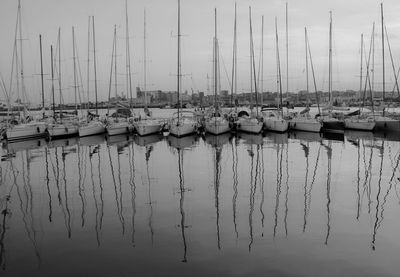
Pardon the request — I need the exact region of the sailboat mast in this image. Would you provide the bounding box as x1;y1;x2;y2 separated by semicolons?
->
285;2;289;106
144;8;147;109
230;3;237;110
92;16;98;116
12;0;21;108
260;16;264;107
58;28;63;121
275;17;283;115
381;3;385;102
39;34;45;118
370;23;376;116
305;28;309;96
359;34;363;112
328;11;332;107
214;8;218;111
18;0;26;106
72;27;78;115
306;28;321;115
125;0;133;110
372;22;375;97
51;45;55;117
177;0;181;123
249;7;253;110
249;7;258;117
114;25;117;99
86;16;91;112
107;25;117;115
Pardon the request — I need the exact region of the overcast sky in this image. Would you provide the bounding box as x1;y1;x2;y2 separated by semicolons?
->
1;0;400;104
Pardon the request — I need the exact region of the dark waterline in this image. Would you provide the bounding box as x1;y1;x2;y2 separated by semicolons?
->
0;131;400;276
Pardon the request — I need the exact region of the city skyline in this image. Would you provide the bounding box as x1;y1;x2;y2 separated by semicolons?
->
1;0;400;105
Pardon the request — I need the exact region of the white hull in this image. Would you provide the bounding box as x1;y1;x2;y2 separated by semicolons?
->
289;118;322;133
236;117;263;134
169;120;197;137
205;117;230;135
6;122;47;141
263;117;289;132
133;120;162;136
107;122;132;136
262;110;289;132
47;124;79;138
79;121;105;137
344;118;375;131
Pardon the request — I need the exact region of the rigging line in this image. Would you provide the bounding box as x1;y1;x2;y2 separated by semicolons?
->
384;25;400;97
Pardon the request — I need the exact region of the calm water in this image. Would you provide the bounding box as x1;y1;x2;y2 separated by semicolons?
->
1;130;400;276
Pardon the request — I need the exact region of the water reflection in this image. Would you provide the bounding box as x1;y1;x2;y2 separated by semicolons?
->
322;142;332;245
89;145;101;245
372;141;384;251
177;148;188;262
230;136;239;239
107;144;125;234
205;134;230;250
128;143;136;246
12;153;41;266
145;145;154;245
168;135;197;262
0;194;9;270
1;131;400;275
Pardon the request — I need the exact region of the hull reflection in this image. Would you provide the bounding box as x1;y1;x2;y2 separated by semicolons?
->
1;116;400;276
167;134;198;150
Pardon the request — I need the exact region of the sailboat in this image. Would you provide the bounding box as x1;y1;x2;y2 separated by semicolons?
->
133;9;163;136
79;16;106;137
5;1;47;141
46;29;79;139
370;3;400;132
227;3;239;127
106;25;132;136
262;16;289;133
204;8;230;135
236;7;263;134
168;0;197;137
320;12;345;134
344;33;375;131
289;27;322;133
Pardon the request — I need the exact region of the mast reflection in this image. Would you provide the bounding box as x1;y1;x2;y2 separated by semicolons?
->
45;147;52;222
61;146;72;238
89;145;101;246
214;144;222;250
145;145;154;245
77;143;86;228
230;136;239;239
372;141;384;251
322;142;332;245
167;135;197;262
107;145;125;234
304;144;321;232
273;144;283;237
177;148;188;262
128;143;136;246
0;194;10;270
12;153;41;266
